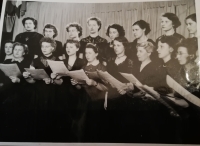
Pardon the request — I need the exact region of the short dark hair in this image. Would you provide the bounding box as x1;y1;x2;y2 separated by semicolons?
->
66;22;83;37
185;13;196;23
162;13;181;29
4;40;14;48
87;17;102;31
43;24;58;38
66;39;80;48
106;24;125;37
176;38;198;56
13;42;29;55
132;20;151;35
114;36;129;49
22;17;37;29
40;37;57;52
85;43;99;54
159;35;180;49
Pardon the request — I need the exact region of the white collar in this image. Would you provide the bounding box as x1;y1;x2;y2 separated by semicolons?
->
11;57;23;63
87;59;99;66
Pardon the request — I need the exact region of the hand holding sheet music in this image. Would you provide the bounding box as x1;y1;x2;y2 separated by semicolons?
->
167;75;200;107
24;68;49;80
47;60;69;76
68;69;89;84
97;70;124;89
0;63;21;77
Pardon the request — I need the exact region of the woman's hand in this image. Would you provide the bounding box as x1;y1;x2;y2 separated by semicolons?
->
85;79;97;86
43;78;51;84
71;79;78;85
9;76;20;83
51;73;62;80
23;71;31;79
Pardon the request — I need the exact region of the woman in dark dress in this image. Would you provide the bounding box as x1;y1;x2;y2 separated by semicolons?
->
80;17;107;63
105;36;135;143
15;17;43;63
23;37;61;142
43;24;64;60
130;20;160;65
0;42;31;142
103;24;125;65
51;39;85;142
79;43;107;142
175;38;200;143
156;13;185;45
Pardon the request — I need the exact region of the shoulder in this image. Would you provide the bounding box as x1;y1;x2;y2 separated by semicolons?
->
97;63;106;71
174;33;185;39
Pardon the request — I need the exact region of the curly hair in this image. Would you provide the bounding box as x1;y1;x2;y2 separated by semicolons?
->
22;17;37;29
161;13;181;29
66;22;83;37
132;20;151;35
40;37;57;52
66;39;80;48
43;24;58;38
106;24;125;37
13;42;29;55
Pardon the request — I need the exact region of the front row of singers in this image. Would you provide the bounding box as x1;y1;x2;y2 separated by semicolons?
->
0;35;200;143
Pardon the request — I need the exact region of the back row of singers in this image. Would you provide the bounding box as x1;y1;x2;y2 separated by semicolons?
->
1;12;197;65
0;34;199;142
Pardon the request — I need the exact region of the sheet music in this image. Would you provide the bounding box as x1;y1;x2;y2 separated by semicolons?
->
68;69;89;84
0;63;21;77
166;75;200;107
47;60;69;75
97;70;124;89
25;68;49;80
120;72;143;86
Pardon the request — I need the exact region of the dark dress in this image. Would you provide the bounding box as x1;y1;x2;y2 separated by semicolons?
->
15;31;43;62
106;57;135;142
59;56;86;142
175;63;200;144
82;62;107;142
80;35;107;62
102;42;116;63
0;58;31;142
53;40;64;58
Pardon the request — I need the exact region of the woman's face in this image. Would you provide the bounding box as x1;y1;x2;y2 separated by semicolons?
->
85;48;98;63
68;27;80;39
186;18;197;35
157;41;172;59
41;42;54;56
4;43;13;55
176;46;189;65
44;28;55;38
113;40;125;56
66;43;79;56
161;16;173;32
24;20;35;31
137;47;150;62
88;20;99;34
132;24;145;39
13;45;25;58
109;28;119;40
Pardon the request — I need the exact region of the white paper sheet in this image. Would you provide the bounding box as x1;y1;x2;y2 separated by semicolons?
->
25;68;49;80
0;63;21;77
47;60;69;75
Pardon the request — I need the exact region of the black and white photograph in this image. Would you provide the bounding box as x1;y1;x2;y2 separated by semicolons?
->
0;0;200;145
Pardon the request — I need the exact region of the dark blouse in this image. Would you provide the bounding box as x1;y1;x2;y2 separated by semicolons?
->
80;35;107;62
132;61;160;87
53;40;63;58
15;32;43;62
82;62;106;101
102;42;116;62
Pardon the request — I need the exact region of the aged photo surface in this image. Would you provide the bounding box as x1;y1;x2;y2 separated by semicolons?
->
0;0;200;144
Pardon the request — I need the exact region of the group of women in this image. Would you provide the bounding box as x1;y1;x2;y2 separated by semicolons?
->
0;12;199;143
